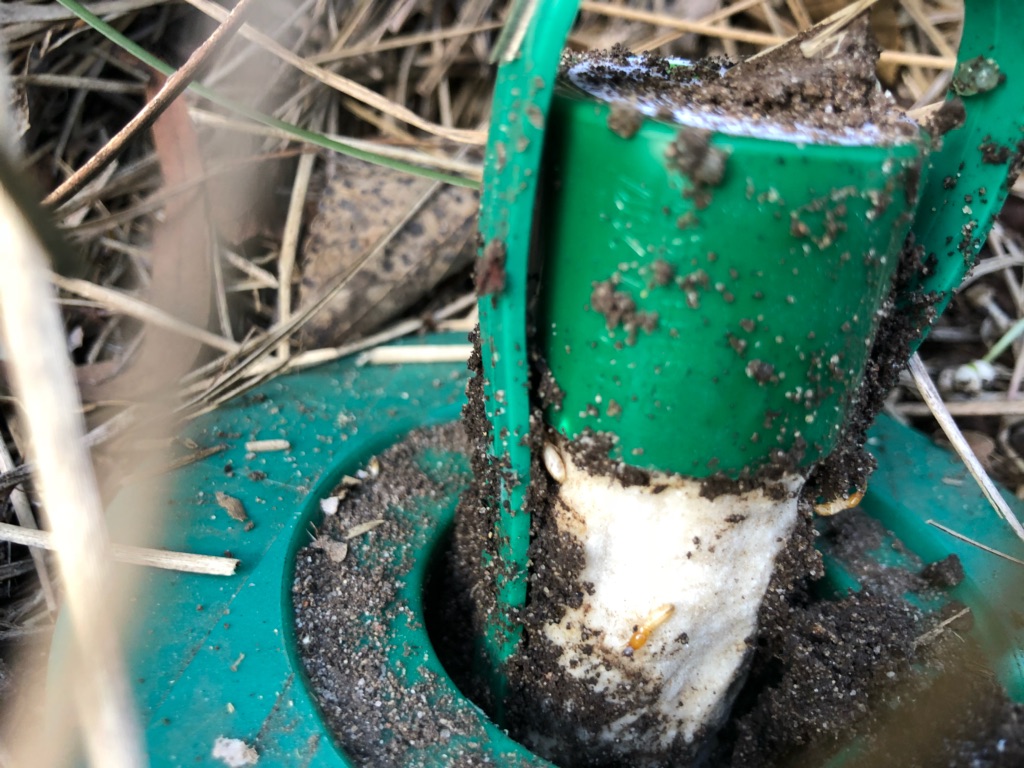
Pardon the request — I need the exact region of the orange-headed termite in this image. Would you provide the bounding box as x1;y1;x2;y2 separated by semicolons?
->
814;488;865;517
624;603;675;656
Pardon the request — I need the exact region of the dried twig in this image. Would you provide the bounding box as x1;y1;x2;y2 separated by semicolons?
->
51;273;241;354
895;398;1024;417
44;0;257;207
0;521;238;576
0;464;32;496
798;0;880;59
579;0;955;69
276;130;319;361
913;605;973;649
356;344;473;366
926;520;1024;567
174;169;452;418
910;353;1024;544
187;110;484;179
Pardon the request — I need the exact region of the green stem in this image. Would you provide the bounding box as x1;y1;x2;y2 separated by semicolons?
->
982;317;1024;364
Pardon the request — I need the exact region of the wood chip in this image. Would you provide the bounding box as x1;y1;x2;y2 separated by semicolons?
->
344;519;385;539
312;536;348;563
244;439;290;452
215;491;254;531
355;344;473;366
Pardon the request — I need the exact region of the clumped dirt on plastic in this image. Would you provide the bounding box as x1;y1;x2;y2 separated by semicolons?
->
564;15;916;143
806;240;936;503
589;279;660;346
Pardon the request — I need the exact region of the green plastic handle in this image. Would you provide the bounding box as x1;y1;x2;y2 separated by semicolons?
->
475;0;579;716
909;0;1024;337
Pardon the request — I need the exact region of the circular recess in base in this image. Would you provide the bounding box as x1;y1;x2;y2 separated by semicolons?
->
48;334;1024;766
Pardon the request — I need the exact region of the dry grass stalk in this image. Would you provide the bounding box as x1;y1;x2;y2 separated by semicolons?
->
910;354;1024;544
895;399;1024;417
926;521;1024;567
276;134;319;361
798;0;882;59
636;0;766;50
0;439;57;613
580;0;955;68
51;273;242;354
183;0;487;145
0;159;144;766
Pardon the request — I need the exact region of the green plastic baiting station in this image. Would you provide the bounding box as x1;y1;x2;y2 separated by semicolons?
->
43;3;1024;766
476;0;1024;711
48;335;1024;766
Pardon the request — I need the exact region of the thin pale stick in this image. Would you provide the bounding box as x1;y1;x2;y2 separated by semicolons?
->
329;0;375;53
52;274;242;354
44;0;257;207
909;353;1024;543
786;0;814;29
907;101;945;121
13;73;146;95
579;0;780;45
913;606;974;648
799;0;882;59
182;293;476;396
276;136;318;361
341;95;420;144
65;151;302;242
580;0;955;68
758;0;790;36
635;0;766;52
221;248;279;289
926;520;1024;566
492;0;540;64
610;0;954;69
356;344;473;366
176;172;450;415
900;0;957;59
0;522;238;576
895;398;1024;417
0;0;158;24
879;50;955;69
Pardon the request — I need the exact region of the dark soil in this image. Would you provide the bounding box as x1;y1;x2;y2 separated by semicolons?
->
562;15;917;144
293;418;1024;768
292;422;508;768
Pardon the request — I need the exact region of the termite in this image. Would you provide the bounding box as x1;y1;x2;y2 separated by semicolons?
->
814;488;865;517
623;603;675;656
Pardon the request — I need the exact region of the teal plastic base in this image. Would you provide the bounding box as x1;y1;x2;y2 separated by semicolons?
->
50;334;1024;765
